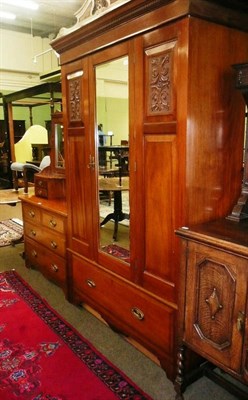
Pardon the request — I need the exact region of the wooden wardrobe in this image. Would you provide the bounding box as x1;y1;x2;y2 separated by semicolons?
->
52;0;248;380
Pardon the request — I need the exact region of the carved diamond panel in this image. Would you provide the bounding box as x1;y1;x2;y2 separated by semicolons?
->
194;258;236;350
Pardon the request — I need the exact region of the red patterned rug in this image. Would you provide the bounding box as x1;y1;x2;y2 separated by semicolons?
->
102;244;130;263
0;270;151;400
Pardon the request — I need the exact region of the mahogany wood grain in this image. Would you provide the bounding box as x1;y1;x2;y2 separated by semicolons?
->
53;0;248;381
176;219;248;397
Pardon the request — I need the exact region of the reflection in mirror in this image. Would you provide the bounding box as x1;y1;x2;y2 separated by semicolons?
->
96;56;130;263
55;122;64;168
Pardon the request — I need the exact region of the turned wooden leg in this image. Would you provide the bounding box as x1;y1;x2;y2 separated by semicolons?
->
174;344;186;400
12;170;19;191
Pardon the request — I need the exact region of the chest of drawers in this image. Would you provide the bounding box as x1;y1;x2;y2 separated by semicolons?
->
34;174;65;199
20;194;67;292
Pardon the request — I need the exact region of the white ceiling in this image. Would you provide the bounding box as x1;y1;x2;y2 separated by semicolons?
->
0;0;83;38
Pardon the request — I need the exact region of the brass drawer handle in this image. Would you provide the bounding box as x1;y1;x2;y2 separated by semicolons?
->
38;180;43;186
50;241;58;249
49;219;57;228
86;279;96;288
51;264;59;272
31;250;37;258
31;230;36;237
131;307;144;321
38;190;43;196
28;210;35;218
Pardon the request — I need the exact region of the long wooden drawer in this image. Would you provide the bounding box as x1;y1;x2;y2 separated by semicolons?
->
22;203;41;224
25;238;66;286
71;254;175;355
24;222;66;257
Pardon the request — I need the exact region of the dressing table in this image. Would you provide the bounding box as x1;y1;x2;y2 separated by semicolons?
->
19;112;67;293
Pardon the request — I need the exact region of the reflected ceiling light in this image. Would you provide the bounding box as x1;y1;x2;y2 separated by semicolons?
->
1;0;39;10
0;10;16;20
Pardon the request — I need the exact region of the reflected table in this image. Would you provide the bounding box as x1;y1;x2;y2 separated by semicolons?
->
98;145;129;170
0;187;34;205
99;177;129;240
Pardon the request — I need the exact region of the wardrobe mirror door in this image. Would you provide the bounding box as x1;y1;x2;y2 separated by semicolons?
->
96;55;130;263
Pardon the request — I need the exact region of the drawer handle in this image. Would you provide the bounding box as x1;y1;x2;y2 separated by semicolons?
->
50;241;58;249
28;210;35;218
51;264;59;272
31;230;36;237
31;250;37;258
38;190;43;196
131;307;144;321
237;311;245;333
38;180;43;186
49;219;57;228
86;279;96;288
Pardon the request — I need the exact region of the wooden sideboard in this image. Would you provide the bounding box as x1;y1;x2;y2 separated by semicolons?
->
20;193;67;293
175;219;248;399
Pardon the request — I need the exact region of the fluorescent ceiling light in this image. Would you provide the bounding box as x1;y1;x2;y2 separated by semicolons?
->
1;0;39;10
0;10;16;20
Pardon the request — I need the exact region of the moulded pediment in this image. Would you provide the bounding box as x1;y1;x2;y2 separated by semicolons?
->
56;0;131;38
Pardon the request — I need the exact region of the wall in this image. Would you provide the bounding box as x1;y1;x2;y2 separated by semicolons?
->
0;28;60;137
97;96;128;146
10;104;52;129
0;28;58;93
96;57;129;145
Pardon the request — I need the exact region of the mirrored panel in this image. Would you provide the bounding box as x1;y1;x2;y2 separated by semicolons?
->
55;121;65;169
96;56;130;262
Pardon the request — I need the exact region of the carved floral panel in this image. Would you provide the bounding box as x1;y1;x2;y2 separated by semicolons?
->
145;41;176;116
67;71;83;123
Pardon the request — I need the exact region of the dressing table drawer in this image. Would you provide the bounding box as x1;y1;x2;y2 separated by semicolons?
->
42;211;65;234
25;222;66;257
35;177;47;189
35;187;48;198
35;177;48;198
21;196;67;291
25;238;66;287
22;203;41;224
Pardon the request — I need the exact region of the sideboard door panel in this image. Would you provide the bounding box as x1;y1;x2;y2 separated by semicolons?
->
185;242;247;372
